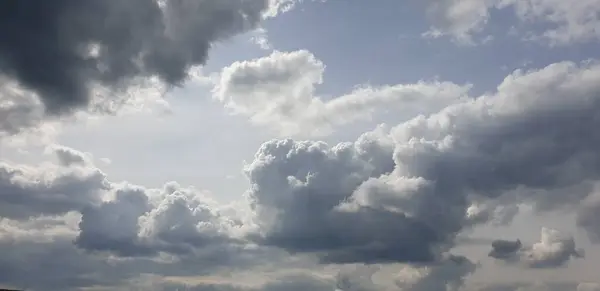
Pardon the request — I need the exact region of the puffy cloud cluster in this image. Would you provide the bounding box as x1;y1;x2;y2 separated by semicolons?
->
0;158;108;221
488;228;583;268
0;147;272;290
5;57;600;289
75;181;243;258
244;59;600;265
214;50;470;136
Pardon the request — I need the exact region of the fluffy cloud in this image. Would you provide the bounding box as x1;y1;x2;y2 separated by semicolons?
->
0;146;282;290
244;59;600;265
488;228;583;268
0;159;108;221
0;0;273;115
214;50;470;136
0;0;309;141
425;0;600;45
5;58;600;289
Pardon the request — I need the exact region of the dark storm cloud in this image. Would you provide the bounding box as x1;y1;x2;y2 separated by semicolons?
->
0;0;269;115
488;239;522;260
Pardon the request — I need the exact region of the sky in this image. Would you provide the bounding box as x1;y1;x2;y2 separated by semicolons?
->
2;0;600;290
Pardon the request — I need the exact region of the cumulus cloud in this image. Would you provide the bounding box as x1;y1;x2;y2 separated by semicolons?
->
244;59;600;265
0;146;282;290
488;228;583;268
73;178;246;258
5;58;600;288
0;0;272;114
0;159;108;221
214;50;470;136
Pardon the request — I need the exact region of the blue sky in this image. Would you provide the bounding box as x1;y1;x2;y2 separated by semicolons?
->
2;0;600;290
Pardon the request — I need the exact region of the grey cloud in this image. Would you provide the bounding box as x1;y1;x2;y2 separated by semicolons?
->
156;274;334;291
245;60;600;264
0;161;108;220
488;239;522;260
470;282;600;291
395;255;476;291
0;231;278;291
576;188;600;243
245;133;417;263
0;144;255;262
48;144;92;167
0;0;269;118
488;228;583;269
335;265;379;291
74;185;154;257
5;58;600;289
0;77;45;137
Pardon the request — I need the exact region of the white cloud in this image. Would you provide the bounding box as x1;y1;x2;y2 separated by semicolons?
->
5;56;600;289
424;0;495;44
507;0;600;45
425;0;600;45
214;50;470;136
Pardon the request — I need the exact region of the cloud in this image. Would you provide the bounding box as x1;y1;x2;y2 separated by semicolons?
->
5;58;600;288
488;228;583;268
244;59;600;264
424;0;600;45
46;144;93;167
488;239;523;260
423;0;494;44
74;180;247;259
471;282;600;291
150;273;335;291
0;0;286;138
0;159;108;221
0;77;45;137
395;255;477;291
214;50;470;136
577;186;600;243
506;0;600;45
0;145;284;290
